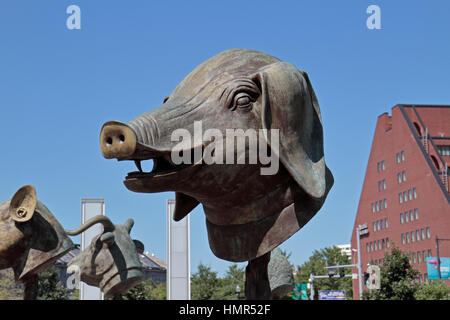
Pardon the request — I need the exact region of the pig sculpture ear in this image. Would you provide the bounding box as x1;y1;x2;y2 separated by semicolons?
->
9;185;37;223
254;62;333;200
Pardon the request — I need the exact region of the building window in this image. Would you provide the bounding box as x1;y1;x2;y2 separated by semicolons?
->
421;229;425;240
383;179;386;190
401;233;405;244
397;173;402;184
406;233;410;243
385;218;388;229
413;187;417;199
403;191;408;202
383;199;387;209
381;160;385;170
410;210;414;222
373;222;376;232
401;151;405;162
428;249;432;257
416;230;420;241
366;243;369;252
402;171;406;182
400;213;404;224
437;145;450;156
377;240;380;250
399;193;403;204
396;153;400;164
379;200;383;210
372;203;375;213
418;251;422;263
381;239;385;249
411;231;415;242
414;208;419;220
405;212;409;223
408;189;412;201
426;227;431;239
386;238;390;248
377;162;380;172
376;202;379;212
378;181;382;192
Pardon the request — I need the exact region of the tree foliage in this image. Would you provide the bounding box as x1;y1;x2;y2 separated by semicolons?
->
116;279;166;300
190;263;245;300
190;263;220;300
0;269;23;300
414;280;450;300
363;246;419;300
37;267;72;300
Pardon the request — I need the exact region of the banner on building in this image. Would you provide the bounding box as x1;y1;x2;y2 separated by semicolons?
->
426;257;450;280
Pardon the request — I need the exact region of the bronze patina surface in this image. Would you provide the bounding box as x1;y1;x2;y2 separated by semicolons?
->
65;215;145;298
0;185;73;284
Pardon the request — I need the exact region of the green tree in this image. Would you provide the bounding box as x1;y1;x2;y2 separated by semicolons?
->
415;280;450;300
364;246;419;300
213;264;245;300
191;263;220;300
37;267;72;300
297;246;353;300
114;279;166;300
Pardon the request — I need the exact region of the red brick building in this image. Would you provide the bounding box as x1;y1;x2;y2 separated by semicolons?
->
350;104;450;299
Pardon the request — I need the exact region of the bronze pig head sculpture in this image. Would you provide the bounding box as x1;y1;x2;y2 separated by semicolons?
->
65;216;144;298
0;185;73;283
99;49;333;262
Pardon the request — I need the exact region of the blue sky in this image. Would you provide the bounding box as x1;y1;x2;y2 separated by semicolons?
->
0;1;449;276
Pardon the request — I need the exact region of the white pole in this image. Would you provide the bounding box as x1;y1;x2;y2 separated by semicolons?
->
356;225;363;300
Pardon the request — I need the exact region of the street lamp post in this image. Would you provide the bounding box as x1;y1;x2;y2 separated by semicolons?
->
356;224;368;300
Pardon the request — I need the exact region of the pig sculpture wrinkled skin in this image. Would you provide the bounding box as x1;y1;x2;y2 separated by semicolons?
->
65;215;145;298
99;49;333;298
0;185;73;298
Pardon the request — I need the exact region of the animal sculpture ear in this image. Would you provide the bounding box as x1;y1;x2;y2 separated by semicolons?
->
9;185;37;223
254;62;333;200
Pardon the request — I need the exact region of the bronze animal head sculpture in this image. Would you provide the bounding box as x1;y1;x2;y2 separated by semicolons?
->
65;216;145;298
0;185;73;284
99;49;333;264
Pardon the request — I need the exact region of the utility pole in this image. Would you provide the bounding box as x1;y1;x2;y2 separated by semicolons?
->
356;224;368;300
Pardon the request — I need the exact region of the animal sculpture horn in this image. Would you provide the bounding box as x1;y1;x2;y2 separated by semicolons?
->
9;185;37;223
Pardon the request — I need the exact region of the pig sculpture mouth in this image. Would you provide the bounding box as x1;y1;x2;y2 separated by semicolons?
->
123;147;204;193
128;155;192;178
100;120;203;192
